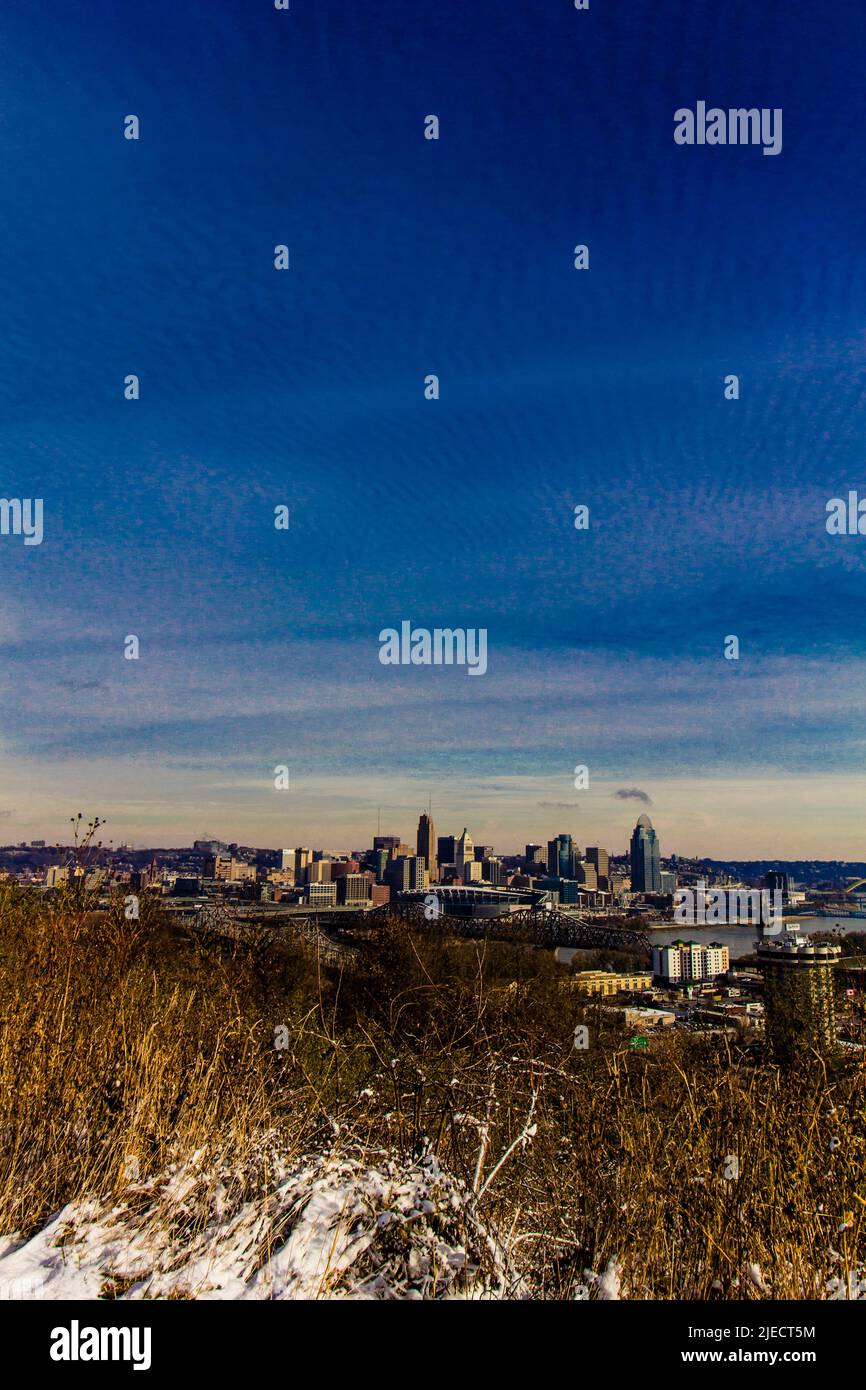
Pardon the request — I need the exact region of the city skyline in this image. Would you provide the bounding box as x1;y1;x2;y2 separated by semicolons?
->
1;794;864;863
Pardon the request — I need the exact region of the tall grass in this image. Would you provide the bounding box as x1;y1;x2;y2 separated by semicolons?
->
0;883;863;1298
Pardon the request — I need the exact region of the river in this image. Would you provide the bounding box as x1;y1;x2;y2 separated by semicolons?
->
557;917;865;963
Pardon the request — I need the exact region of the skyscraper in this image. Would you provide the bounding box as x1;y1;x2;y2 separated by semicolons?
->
437;835;456;868
585;846;609;879
417;812;437;882
293;847;313;883
630;814;661;892
456;828;474;874
547;834;575;879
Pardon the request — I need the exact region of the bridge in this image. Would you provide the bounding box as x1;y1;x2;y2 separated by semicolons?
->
179;899;652;956
352;900;652;953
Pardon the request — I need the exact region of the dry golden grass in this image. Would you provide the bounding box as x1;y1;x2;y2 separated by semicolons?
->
0;882;863;1298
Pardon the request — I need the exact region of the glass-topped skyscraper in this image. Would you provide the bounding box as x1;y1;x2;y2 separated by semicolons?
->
547;834;575;879
630;813;661;892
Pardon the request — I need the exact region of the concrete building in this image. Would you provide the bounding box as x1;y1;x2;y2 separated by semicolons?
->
756;927;841;1060
336;873;372;907
652;939;730;984
304;881;337;907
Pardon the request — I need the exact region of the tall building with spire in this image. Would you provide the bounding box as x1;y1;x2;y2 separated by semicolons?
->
416;811;437;883
630;814;661;892
455;828;473;875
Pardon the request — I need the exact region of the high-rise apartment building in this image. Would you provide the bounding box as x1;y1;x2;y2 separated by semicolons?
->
630;814;661;892
417;812;437;883
652;939;729;983
756;929;840;1060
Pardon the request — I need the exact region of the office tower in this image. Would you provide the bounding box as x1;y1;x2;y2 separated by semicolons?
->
294;847;313;882
547;834;575;879
585;847;609;879
305;881;337;907
576;861;597;892
336;873;372;906
539;877;583;905
659;869;676;893
463;860;482;883
278;849;292;872
474;845;494;862
630;814;661;892
307;859;332;883
456;829;474;873
373;835;401;856
438;835;456;868
408;856;428;890
525;844;546;865
482;857;504;885
384;857;411;892
368;848;388;882
417;812;438;882
756;929;841;1060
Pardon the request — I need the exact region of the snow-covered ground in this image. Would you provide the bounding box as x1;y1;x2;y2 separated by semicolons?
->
0;1147;512;1301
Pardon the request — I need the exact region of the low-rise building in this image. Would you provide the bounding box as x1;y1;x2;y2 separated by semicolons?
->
571;971;653;997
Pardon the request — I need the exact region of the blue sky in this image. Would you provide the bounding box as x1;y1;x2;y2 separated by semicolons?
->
2;0;866;856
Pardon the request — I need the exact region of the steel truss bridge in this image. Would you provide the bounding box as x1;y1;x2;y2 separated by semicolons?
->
346;901;652;954
185;902;651;956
